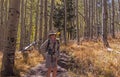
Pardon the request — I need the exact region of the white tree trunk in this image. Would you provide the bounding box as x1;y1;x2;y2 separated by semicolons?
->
1;0;20;76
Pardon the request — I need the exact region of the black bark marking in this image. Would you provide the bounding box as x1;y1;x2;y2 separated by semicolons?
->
10;38;15;43
11;13;14;16
7;53;15;64
9;10;11;13
9;8;20;14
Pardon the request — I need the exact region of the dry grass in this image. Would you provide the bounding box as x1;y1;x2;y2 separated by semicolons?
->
0;37;120;77
61;38;120;77
15;50;44;76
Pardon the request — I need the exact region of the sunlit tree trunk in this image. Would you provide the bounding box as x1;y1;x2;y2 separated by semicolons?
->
1;0;20;76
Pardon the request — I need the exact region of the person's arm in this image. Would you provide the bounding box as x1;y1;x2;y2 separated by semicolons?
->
40;39;48;59
56;40;60;58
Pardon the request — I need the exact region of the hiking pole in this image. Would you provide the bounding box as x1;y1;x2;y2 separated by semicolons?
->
20;39;40;52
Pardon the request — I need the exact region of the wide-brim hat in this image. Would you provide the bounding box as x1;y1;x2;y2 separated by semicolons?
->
48;30;56;36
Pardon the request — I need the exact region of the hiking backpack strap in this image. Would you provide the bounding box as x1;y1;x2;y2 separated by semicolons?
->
46;39;50;52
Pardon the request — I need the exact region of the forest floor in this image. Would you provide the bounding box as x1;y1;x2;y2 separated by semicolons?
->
0;36;120;77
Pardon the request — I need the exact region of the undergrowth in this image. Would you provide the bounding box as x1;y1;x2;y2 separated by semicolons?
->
0;37;119;77
60;38;120;77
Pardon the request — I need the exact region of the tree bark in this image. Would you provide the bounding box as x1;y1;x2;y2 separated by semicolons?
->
35;0;39;41
1;0;20;76
24;0;28;46
3;0;8;52
49;0;55;30
95;0;99;38
118;0;120;22
108;3;112;35
84;0;90;39
111;0;115;38
0;0;4;51
38;0;44;52
64;0;67;45
102;0;110;47
90;0;94;39
29;0;33;43
76;0;80;45
20;0;25;50
44;0;48;41
88;0;91;39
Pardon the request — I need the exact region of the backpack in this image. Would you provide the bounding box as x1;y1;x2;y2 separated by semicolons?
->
46;39;59;55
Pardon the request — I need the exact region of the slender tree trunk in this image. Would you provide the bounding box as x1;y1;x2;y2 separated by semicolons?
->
49;0;54;30
91;0;94;39
44;0;48;41
118;0;120;34
111;0;115;38
64;0;67;45
108;4;112;35
38;0;43;52
84;0;87;38
95;0;99;38
88;0;91;39
84;0;90;39
76;0;80;45
102;0;110;47
1;0;20;76
0;0;4;51
29;0;33;43
35;0;39;41
118;0;120;22
22;0;29;63
20;0;25;50
91;0;96;39
24;0;28;46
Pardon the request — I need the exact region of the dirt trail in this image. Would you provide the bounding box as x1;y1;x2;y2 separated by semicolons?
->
24;63;71;77
24;52;77;77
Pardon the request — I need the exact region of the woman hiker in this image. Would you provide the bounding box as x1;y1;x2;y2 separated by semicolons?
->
40;30;60;77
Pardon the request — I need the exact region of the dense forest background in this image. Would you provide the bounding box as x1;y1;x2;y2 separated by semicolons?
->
0;0;120;50
0;0;120;77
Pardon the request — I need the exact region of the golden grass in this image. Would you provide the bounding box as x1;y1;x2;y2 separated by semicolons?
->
61;38;120;77
0;37;120;77
15;50;44;76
